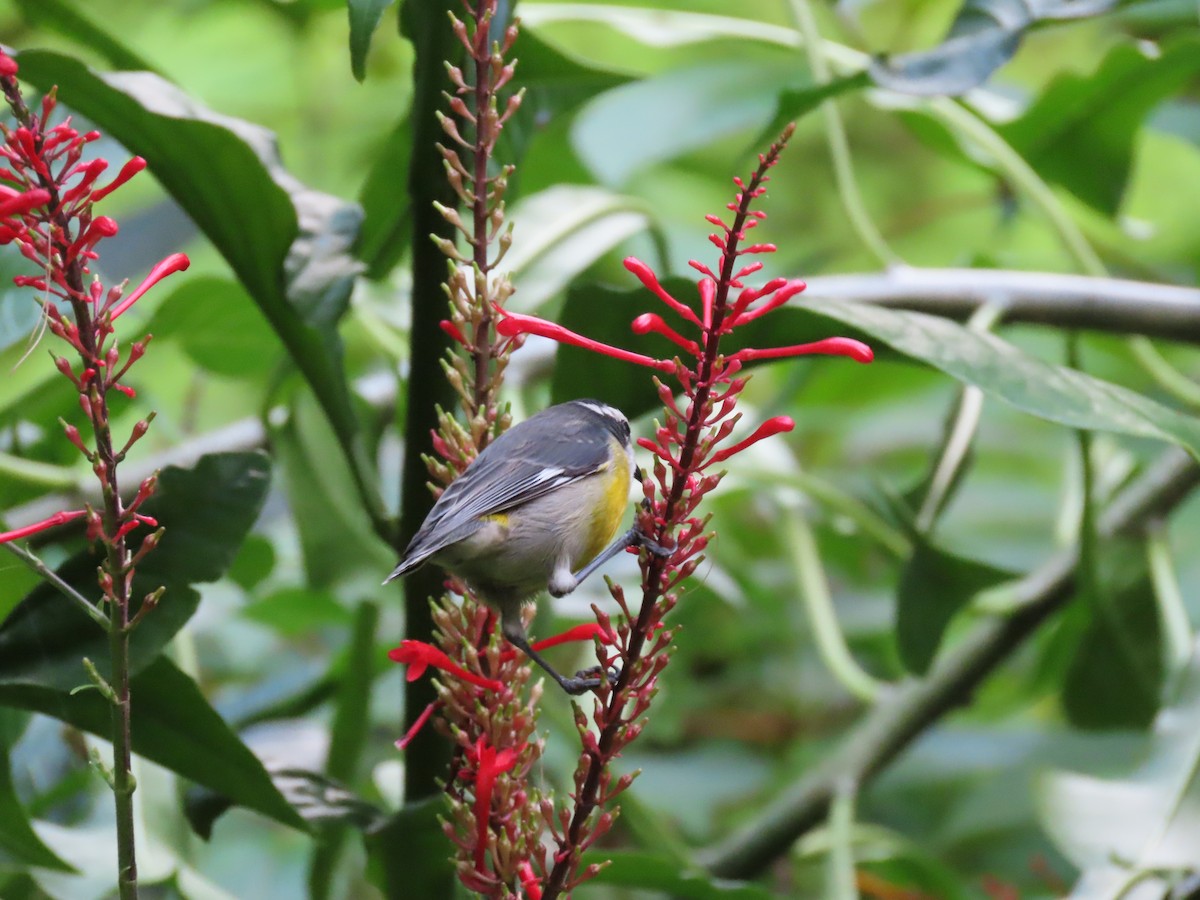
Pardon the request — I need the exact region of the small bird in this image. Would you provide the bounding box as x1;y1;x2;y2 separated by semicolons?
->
385;399;652;694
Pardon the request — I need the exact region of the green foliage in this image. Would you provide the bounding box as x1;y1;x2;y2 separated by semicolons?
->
2;0;1200;897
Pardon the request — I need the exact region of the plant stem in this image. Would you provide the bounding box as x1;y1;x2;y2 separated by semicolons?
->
398;0;459;805
701;448;1200;879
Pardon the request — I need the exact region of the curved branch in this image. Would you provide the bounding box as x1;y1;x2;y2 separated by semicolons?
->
700;448;1200;880
804;268;1200;343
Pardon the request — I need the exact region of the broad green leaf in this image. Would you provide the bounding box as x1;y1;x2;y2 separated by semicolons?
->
11;51;385;533
1062;545;1163;730
146;277;281;379
803;300;1200;458
999;38;1200;215
347;0;396;82
1040;642;1200;879
869;0;1118;96
896;538;1016;675
364;797;454;899
0;452;270;692
594;851;774;899
0;710;73;872
571;59;806;187
0;657;305;832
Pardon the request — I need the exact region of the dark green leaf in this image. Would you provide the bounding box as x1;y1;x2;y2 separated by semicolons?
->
348;0;396;82
870;0;1117;96
0;452;271;692
0;657;305;831
999;37;1200;215
0;710;73;872
357;114;413;281
227;534;277;592
12;51;385;535
897;538;1016;674
364;797;454;899
1062;545;1164;730
594;851;774;899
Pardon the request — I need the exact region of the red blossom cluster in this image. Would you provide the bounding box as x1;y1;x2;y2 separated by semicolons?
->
495;123;872;898
0;50;186;584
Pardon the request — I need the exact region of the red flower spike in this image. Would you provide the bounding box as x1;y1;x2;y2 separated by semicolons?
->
0;53;17;77
388;639;504;691
697;278;715;332
0;509;87;544
110;253;190;320
706;416;795;466
729;336;874;365
496;309;675;373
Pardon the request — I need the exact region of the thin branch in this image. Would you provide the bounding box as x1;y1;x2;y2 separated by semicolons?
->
700;448;1200;880
3;542;110;630
803;268;1200;343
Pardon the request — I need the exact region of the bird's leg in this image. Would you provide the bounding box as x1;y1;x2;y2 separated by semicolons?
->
501;616;608;695
565;524;672;591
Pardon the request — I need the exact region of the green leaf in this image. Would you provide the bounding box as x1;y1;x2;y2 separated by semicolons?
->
364;797;454;899
896;538;1016;675
241;587;352;636
593;851;775;899
1062;544;1164;730
145;277;281;379
572;59;808;187
0;710;73;872
752;72;871;153
357;114;413;281
869;0;1118;96
998;37;1200;215
0;657;305;832
0;452;271;692
803;300;1200;458
11;50;386;536
347;0;396;82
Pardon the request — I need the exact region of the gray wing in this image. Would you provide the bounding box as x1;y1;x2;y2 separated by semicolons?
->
387;406;614;579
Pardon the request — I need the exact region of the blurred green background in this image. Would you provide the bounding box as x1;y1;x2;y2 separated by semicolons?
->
2;0;1200;897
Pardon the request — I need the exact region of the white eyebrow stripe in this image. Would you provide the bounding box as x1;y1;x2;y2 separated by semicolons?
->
577;401;625;422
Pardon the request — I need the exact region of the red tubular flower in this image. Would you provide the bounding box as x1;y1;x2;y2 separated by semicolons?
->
729;337;873;365
388;639;505;691
0;509;87;544
470;737;519;872
110;253;191;319
495;309;676;373
705;416;795;467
